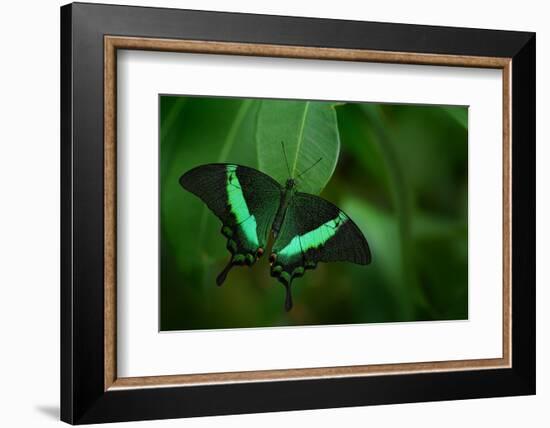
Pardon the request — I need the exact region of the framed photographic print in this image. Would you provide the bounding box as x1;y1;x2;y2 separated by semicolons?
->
60;2;535;424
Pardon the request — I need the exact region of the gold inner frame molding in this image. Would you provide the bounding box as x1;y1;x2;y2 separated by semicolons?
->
104;35;512;391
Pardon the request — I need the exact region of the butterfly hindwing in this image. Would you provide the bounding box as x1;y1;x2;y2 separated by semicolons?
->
180;163;282;285
271;192;371;310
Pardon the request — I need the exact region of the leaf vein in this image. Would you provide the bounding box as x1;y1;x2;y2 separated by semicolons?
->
292;101;310;177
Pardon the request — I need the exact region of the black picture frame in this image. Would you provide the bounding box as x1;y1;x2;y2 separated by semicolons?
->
61;2;535;424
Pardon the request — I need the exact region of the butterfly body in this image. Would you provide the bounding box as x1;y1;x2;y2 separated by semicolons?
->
180;163;371;311
272;179;297;237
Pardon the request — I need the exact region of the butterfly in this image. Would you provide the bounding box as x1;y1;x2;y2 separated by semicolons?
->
179;153;371;311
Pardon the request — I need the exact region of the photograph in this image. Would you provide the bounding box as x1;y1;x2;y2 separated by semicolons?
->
160;95;469;331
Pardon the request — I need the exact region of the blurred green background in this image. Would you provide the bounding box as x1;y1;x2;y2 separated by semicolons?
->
160;95;468;331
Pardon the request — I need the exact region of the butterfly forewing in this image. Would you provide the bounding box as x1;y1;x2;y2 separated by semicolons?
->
179;163;282;284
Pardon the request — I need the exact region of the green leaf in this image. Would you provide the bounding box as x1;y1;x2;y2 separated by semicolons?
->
256;100;340;195
441;106;468;129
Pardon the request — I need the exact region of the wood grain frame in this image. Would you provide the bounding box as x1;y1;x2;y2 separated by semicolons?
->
103;36;513;391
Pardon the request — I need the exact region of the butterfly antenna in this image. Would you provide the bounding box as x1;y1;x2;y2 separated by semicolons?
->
297;157;323;179
281;141;292;178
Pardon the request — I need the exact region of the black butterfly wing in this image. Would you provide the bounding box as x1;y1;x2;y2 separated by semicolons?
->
180;163;282;285
271;192;371;310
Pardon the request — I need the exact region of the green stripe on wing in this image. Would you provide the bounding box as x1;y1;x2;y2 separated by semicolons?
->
226;165;259;248
278;212;347;260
